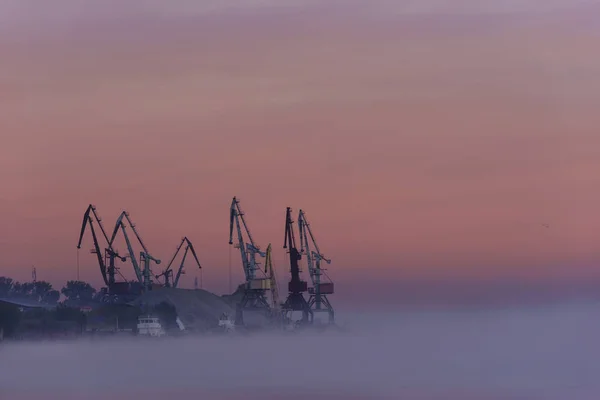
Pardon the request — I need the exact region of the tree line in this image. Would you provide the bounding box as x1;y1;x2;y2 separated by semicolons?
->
0;277;97;307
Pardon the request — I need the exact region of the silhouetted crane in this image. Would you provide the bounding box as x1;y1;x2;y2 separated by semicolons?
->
77;204;126;288
299;209;335;324
110;210;160;292
229;196;272;326
156;237;202;288
281;207;312;325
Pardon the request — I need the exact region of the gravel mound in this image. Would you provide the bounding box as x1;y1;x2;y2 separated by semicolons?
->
130;288;234;331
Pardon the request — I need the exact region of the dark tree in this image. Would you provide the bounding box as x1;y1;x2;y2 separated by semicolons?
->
12;282;35;299
32;281;52;300
28;281;60;304
61;281;96;306
0;277;14;298
2;279;60;304
43;290;60;305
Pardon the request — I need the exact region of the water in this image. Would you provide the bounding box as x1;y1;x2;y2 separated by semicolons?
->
1;302;599;399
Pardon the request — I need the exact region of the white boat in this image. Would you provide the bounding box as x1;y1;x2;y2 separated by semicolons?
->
218;313;235;333
137;315;166;337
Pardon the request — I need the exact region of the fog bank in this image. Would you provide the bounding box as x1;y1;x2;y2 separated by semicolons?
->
1;303;599;399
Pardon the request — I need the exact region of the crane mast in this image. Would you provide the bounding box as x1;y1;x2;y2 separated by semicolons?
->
281;207;312;325
157;237;202;288
77;204;126;289
298;209;335;324
228;196;272;327
140;252;161;291
110;211;160;292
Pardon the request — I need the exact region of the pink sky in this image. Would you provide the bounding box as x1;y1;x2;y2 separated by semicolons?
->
1;1;600;300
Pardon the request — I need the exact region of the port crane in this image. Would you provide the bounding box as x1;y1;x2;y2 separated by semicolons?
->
264;243;281;319
298;209;335;324
156;237;202;288
281;207;313;325
109;210;161;292
229;196;272;325
76;204;126;289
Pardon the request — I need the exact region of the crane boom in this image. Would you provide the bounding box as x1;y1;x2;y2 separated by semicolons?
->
77;205;111;248
109;211;159;288
174;246;190;287
110;211;150;254
159;237;202;288
298;210;332;285
283;207;303;290
77;204;125;286
178;240;201;287
81;213;108;286
299;211;330;261
229;197;266;282
120;222;143;283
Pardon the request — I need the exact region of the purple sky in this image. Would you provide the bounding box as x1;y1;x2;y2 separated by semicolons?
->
1;1;600;304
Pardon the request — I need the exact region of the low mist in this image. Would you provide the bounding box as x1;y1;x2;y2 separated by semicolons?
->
2;304;600;399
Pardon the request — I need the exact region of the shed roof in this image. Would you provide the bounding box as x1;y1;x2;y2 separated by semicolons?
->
0;298;55;309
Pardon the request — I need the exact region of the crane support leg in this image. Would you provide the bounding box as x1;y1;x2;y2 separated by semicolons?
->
308;294;334;324
281;293;313;325
235;289;272;327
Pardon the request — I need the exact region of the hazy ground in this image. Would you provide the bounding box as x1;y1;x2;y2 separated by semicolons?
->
2;302;600;399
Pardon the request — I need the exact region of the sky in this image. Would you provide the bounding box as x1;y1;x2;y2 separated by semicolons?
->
1;0;600;304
